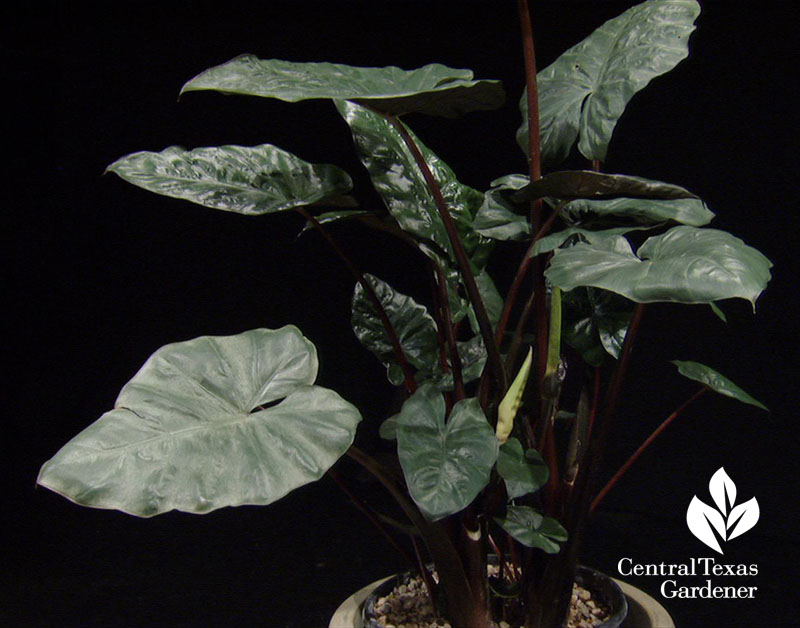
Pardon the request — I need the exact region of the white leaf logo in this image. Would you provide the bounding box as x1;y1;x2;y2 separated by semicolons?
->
686;467;759;554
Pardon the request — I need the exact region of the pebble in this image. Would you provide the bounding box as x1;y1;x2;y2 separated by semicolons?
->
369;571;610;628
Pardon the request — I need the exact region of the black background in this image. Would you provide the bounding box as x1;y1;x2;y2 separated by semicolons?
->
7;1;799;626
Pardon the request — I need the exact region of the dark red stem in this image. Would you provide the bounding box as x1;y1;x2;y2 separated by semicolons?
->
591;386;707;512
298;207;417;395
434;263;465;400
327;469;415;565
386;115;507;394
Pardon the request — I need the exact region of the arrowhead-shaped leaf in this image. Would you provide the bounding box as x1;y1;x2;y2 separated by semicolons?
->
496;439;549;500
514;171;697;203
107;144;352;216
37;327;362;517
672;361;768;410
546;226;772;307
351;274;440;386
335;100;492;270
494;505;567;554
396;385;497;520
518;0;700;163
686;496;726;554
562;196;714;227
182;55;505;118
727;497;760;541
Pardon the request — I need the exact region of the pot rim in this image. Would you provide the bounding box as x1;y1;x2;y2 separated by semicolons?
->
329;571;675;628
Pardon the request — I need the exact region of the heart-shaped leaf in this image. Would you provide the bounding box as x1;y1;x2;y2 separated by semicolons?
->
545;226;772;307
182;56;505;118
672;361;768;410
396;385;497;520
37;327;362;517
107;144;352;216
351;274;440;386
562;196;714;227
496;439;549;500
518;0;700;163
514;171;697;203
335;100;492;270
494;505;567;554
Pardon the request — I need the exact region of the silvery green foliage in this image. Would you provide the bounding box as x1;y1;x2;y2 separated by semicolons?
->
38;328;362;517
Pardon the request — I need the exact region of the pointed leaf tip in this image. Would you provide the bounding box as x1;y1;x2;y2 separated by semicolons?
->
672;360;768;411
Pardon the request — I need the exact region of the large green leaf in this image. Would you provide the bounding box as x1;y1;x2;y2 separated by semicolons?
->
107;144;352;216
562;196;714;227
37;327;362;517
494;505;567;554
396;385;498;520
518;0;700;163
514;171;697;203
672;361;768;410
181;55;504;118
545;226;772;307
531;226;651;258
474;175;531;241
562;288;634;366
497;439;548;500
351;274;440;386
335;100;492;270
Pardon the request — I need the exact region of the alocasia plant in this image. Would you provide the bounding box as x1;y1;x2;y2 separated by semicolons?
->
38;1;771;626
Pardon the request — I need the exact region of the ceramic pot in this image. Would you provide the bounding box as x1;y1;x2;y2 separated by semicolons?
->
329;568;675;628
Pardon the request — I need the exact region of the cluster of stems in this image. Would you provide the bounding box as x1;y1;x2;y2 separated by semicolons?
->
301;3;708;625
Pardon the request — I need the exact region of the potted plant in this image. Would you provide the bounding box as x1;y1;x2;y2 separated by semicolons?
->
37;1;771;626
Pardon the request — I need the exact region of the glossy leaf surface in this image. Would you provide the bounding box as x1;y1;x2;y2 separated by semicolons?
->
494;505;567;554
396;385;497;520
562;288;634;366
182;56;504;117
474;175;531;241
532;226;650;258
515;171;697;203
562;196;714;227
351;274;439;386
425;335;487;391
496;439;549;500
518;0;699;163
37;327;362;517
672;360;768;410
546;226;772;306
107;144;352;216
336;100;492;269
